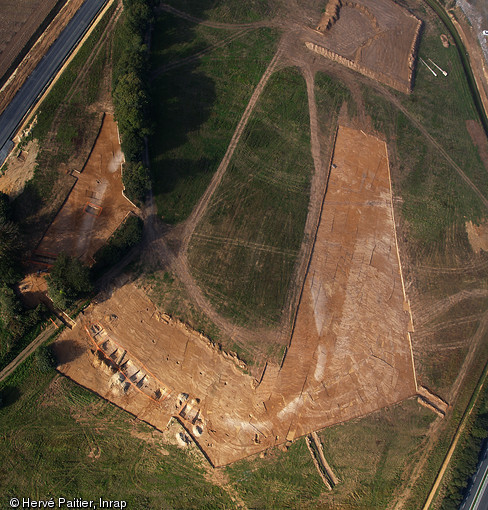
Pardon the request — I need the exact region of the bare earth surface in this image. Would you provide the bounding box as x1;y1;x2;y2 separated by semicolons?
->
36;114;136;264
56;126;417;467
0;139;38;197
466;220;488;254
308;0;421;93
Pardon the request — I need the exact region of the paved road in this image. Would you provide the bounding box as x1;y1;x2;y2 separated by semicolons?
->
0;322;58;382
457;0;488;67
0;0;107;165
460;442;488;510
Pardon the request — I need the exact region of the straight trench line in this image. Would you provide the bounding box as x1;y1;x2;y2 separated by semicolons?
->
384;141;418;391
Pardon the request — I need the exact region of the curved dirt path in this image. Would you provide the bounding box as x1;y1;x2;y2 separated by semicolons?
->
179;42;284;248
144;43;286;360
278;65;329;342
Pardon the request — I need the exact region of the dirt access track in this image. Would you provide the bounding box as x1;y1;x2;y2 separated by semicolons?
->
308;0;421;93
55;126;417;466
35;113;136;265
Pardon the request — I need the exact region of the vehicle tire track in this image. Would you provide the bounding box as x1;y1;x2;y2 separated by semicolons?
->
278;65;329;343
191;232;299;258
180;42;284;249
158;3;271;30
392;308;488;509
413;288;488;327
152;28;252;79
379;86;488;210
145;44;286;358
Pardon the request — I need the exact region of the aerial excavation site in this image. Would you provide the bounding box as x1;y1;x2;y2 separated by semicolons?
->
1;0;488;508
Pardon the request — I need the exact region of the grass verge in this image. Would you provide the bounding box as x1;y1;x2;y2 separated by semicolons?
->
225;437;324;509
0;357;234;508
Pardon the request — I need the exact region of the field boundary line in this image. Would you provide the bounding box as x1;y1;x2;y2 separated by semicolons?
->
384;140;418;391
422;356;488;509
277;66;329;344
284;123;339;351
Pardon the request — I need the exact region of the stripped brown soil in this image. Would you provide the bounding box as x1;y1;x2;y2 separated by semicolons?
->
57;125;417;467
36;114;136;264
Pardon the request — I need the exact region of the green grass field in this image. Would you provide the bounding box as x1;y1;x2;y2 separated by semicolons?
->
0;359;233;509
225;437;325;509
223;399;435;509
149;11;279;223
315;71;352;150
160;0;277;23
187;67;312;328
317;399;435;509
364;2;488;257
187;69;351;329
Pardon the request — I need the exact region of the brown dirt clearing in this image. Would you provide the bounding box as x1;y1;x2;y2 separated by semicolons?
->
56;126;417;467
466;219;488;254
309;0;421;93
0;139;38;197
36;113;136;264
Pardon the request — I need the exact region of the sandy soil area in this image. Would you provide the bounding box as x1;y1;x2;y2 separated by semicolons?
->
36;113;136;264
466;220;488;254
55;126;417;466
0;139;38;197
308;0;421;93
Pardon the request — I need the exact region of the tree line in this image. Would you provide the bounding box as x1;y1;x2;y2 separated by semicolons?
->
0;192;47;368
441;391;488;509
112;0;153;205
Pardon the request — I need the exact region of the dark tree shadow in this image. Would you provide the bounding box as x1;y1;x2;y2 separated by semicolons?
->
0;385;21;408
52;338;85;365
149;12;218;218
